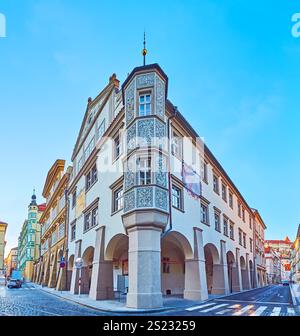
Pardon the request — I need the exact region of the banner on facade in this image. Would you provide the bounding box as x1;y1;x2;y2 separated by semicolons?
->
181;162;202;199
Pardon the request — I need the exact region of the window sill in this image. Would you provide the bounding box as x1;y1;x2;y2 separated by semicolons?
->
201;221;210;227
83;223;99;234
85;180;98;194
111;208;124;216
172;205;184;213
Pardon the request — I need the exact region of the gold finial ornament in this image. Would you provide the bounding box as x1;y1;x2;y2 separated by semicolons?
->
142;31;147;66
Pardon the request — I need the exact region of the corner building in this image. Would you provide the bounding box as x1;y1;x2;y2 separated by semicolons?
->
67;63;261;309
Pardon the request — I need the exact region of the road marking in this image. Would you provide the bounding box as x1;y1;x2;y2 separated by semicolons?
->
287;308;295;316
200;303;228;313
233;305;254;316
186;303;216;311
270;307;281;316
216;298;291;305
216;309;232;315
249;306;267;316
229;304;242;309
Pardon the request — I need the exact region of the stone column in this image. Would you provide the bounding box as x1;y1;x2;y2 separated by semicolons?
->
70;239;81;294
216;240;230;295
48;251;58;288
89;226;114;300
246;253;252;289
184;228;208;301
235;248;243;292
126;225;163;309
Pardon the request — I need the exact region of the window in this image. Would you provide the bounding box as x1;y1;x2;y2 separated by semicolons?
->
213;175;219;194
86;172;92;190
238;229;243;246
84;137;95;160
139;94;151;116
172;185;182;210
238;202;241;218
249;215;252;229
71;222;76;241
114;133;121;160
84;213;91;232
242;208;245;222
92;164;98;184
223;216;228;236
172;131;183;158
250;238;253;252
91;207;98;228
230;222;234;240
202;162;208;183
222;183;227;202
97;119;105;140
72;190;77;208
229;191;233;209
201;203;209;225
139;157;151;185
243;233;246;248
113;187;124;212
214;211;221;232
77;156;83;172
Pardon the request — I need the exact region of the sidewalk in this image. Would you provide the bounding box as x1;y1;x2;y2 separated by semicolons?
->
290;284;300;306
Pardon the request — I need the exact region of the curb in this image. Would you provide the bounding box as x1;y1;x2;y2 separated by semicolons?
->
34;285;177;314
290;285;299;307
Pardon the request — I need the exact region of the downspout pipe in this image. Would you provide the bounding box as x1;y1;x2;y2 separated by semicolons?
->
161;106;178;238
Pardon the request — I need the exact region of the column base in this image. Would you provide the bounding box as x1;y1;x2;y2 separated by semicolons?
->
126;292;163;309
184;289;208;301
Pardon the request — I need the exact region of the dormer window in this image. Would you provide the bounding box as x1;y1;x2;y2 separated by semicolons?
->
139;94;151;116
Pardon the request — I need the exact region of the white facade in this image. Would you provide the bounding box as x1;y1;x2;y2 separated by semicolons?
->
66;64;263;309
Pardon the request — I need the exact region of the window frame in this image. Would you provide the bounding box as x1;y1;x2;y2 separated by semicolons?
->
171;184;183;211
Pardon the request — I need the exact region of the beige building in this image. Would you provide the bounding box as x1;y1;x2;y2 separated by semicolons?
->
0;221;7;276
291;225;300;284
5;247;18;277
65;62;267;309
34;160;71;291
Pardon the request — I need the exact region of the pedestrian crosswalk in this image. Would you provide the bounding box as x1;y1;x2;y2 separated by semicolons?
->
185;302;298;316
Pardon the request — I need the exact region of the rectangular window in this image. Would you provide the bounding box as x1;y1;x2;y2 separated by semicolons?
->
203;162;208;183
91;164;98;184
113;187;124;212
172;131;183;158
84;213;91;232
139;94;151;116
242;208;245;222
214;211;221;232
238;202;241;218
72;190;77;208
229;192;233;209
243;233;246;248
238;229;243;246
201;203;209;225
213;175;219;194
86;171;92;190
172;185;182;210
71;223;76;241
114;133;121;160
91;207;98;228
230;222;234;240
84;137;95;160
139;157;151;185
249;215;252;229
223;216;228;236
250;238;253;252
222;183;227;202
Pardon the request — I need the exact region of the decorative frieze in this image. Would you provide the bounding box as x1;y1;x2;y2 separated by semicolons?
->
155;76;165;119
137;187;153;208
155;187;168;211
124;190;135;213
125;81;135;125
136;73;155;89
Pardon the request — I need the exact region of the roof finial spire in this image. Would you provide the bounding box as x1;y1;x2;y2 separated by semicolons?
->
142;30;147;66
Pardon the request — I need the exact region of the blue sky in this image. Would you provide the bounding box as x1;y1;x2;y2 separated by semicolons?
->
0;0;300;254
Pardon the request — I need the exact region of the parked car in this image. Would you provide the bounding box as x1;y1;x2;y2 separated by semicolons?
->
7;279;22;289
281;280;289;286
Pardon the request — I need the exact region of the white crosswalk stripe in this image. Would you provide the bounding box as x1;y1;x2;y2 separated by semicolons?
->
250;306;267;316
270;307;281;316
216;309;232;315
287;308;296;316
200;303;228;313
233;305;254;316
186;303;216;311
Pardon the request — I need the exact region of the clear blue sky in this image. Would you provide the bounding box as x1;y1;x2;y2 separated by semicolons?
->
1;0;300;255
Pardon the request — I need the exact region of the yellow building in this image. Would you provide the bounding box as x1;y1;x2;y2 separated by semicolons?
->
0;221;7;276
34;160;71;291
5;247;18;277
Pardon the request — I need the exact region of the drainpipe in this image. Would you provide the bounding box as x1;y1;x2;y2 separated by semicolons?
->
161;105;178;238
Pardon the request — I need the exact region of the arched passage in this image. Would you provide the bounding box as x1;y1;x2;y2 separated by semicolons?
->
161;231;193;296
105;234;129;294
227;250;240;293
240;256;250;290
204;243;226;294
81;246;94;294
